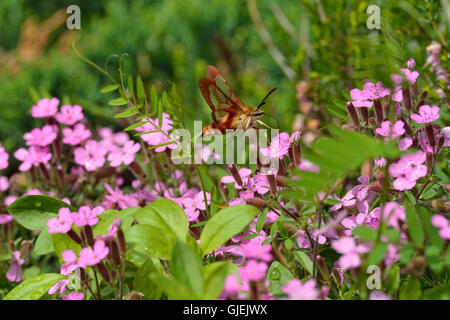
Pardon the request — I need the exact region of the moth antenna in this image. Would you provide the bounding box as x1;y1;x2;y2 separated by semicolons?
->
257;87;277;110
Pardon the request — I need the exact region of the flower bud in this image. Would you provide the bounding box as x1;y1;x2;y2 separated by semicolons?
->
346;102;360;127
373;99;383;124
67;229;82;245
117;227;127;253
245;197;270;209
425;124;436;148
420;91;428;100
412;84;419;97
84;225;94;247
402;87;411;111
267;174;277;195
276;175;286;187
316;255;330;280
227;164;243;187
359;107;369;124
430;200;450;213
332;267;343;287
219;181;229;199
125;291;144;300
383;102;390;119
407;58;416;69
110;240;121;266
97;262;111;282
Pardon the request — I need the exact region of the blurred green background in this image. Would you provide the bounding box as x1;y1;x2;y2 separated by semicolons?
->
0;0;448;161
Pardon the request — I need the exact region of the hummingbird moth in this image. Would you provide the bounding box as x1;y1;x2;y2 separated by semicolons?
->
199;65;276;136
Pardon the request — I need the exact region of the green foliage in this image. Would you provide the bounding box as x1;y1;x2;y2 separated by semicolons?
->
199;204;260;255
3;273;65;300
283;126;399;202
266;261;295;296
7;195;75;231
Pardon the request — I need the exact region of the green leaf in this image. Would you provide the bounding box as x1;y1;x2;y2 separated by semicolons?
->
126;225;176;260
293;250;314;275
136;76;146;101
134;258;162;300
7;195;75;231
423;284;450;300
367;242;388;266
100;84;120;93
34;231;54;256
425;246;442;273
133;198;188;242
3;273;65;300
171;241;204;297
418;206;444;250
127;75;134;98
256;208;268;233
203;262;232;299
199;204;260;255
93;207;138;237
384;228;400;243
405;202;424;248
51;233;82;264
124;121;147;131
404;190;416;206
149;274;193;300
266;261;295;296
114;108;137;118
399;277;422;300
352;225;377;242
108;97;129;105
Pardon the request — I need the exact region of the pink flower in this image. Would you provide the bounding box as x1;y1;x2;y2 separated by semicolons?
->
62;123;91;146
369;290;392;300
375;120;405;139
398;137;413;151
78;240;109;268
62;292;85;300
74;140;107;171
298;159;320;172
107;140;141;167
350;82;390;108
182;191;210;221
14;147;52;171
48;279;69;296
351;176;375;202
400;68;419;84
72;206;104;227
376;202;405;231
55;105;84;125
282;279;320;300
407;58;416;69
331;236;371;270
260;132;292;158
330;191;356;211
240;236;273;262
238;260;267;282
411;105;440;124
441;127;450;147
431;214;450;240
6;251;24;282
221;167;252;189
0;176;9;192
47;208;73;234
374;157;386;168
0;214;13;224
252;174;270;195
297;229;326;249
24;125;58;147
136;113;177;152
0;145;9;170
388;152;427;191
31;97;59;118
97;218;121;241
104;183;138;209
60;249;78;276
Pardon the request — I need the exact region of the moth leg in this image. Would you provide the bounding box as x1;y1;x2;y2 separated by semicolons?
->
256;120;274;130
